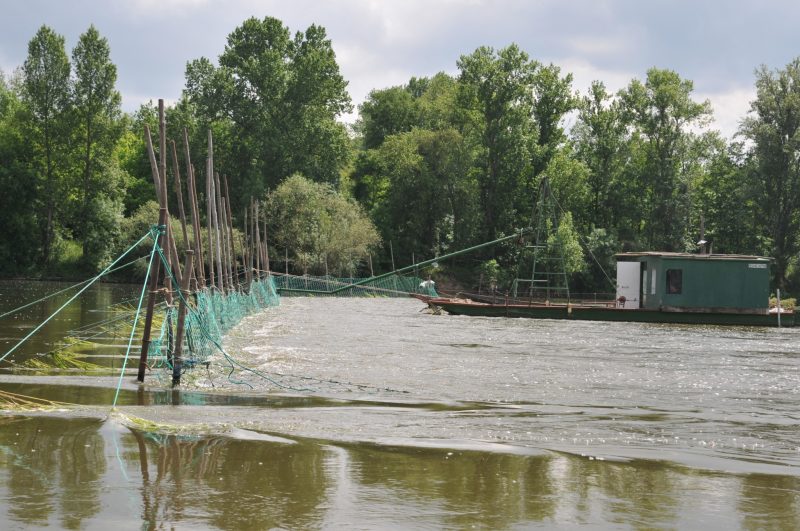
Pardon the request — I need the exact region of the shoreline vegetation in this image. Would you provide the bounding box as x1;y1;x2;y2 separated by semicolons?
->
0;17;798;298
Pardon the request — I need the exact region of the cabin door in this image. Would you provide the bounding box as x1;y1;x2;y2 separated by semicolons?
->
615;261;640;309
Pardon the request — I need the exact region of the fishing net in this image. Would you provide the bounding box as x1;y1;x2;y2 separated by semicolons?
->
273;273;438;297
146;276;280;373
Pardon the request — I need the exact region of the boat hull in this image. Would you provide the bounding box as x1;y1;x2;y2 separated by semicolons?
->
426;298;795;327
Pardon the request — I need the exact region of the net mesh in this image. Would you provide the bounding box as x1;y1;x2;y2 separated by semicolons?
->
273;273;438;297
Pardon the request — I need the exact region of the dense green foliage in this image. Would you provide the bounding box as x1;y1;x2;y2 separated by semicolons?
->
266;174;380;276
0;19;798;296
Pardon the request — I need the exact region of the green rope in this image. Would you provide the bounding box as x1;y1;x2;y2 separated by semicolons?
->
113;230;161;407
0;231;152;365
0;255;147;320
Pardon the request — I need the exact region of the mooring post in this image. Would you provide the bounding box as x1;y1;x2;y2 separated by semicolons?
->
172;250;194;387
137;207;167;382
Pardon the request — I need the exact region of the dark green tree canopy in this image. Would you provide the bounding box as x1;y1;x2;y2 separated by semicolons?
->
184;16;352;210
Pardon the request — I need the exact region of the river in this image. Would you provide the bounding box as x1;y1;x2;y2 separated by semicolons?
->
1;281;799;529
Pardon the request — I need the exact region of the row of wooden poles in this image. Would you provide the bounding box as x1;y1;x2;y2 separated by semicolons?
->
136;100;270;386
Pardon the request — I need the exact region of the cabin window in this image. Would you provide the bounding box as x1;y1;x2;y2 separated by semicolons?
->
666;269;682;294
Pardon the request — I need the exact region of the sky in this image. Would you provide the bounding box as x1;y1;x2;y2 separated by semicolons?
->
1;0;798;138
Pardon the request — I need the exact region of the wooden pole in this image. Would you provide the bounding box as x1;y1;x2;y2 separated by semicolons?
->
183;128;205;288
137;207;167;383
207;130;224;292
170;140;190;250
254;199;262;278
220;199;233;291
222;175;237;286
144;124;173;305
205;147;215;290
248;201;259;278
158;100;182;292
212;172;225;293
171;250;194;387
214;171;229;292
243;206;251;287
263;210;270;273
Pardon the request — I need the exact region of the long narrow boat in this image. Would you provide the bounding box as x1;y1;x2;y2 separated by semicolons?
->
420;251;796;327
423;296;794;327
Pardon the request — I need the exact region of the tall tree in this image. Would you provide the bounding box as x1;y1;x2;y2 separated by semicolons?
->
21;25;71;264
457;44;538;241
0;71;39;272
184;17;352;211
71;25;123;267
618;68;711;250
531;63;578;177
358;86;417;149
740;58;800;289
572;81;627;228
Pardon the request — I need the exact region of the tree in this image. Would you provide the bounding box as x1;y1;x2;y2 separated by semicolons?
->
358;86;417;149
366;128;478;265
71;25;124;267
184;17;352;211
457;44;538;241
0;71;39;272
618;68;711;250
266;174;380;276
572;81;628;227
740;58;800;289
531;63;578;177
21;25;72;264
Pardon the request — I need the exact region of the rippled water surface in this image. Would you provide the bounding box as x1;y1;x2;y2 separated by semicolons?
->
1;285;800;529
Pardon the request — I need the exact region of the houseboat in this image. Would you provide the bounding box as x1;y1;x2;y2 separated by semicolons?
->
423;252;794;327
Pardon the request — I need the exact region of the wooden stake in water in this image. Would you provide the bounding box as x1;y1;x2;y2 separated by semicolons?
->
172;250;194;387
137;207;167;383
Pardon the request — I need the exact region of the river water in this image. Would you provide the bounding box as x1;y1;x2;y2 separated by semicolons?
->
1;282;799;529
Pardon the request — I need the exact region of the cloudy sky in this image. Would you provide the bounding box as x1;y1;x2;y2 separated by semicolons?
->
1;0;798;137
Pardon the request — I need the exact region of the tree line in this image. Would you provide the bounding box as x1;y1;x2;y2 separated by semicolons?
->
0;17;798;294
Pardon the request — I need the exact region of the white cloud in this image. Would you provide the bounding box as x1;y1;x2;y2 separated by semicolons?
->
696;87;754;139
566;36;628;57
125;0;210;13
554;57;635;95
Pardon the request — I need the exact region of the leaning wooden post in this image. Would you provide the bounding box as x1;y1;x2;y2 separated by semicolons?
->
171;250;194;387
205;156;216;290
254;199;262;278
144;125;173;306
213;171;228;292
206;129;219;291
170;140;190;251
219;195;229;289
184;129;206;287
243;206;252;288
263;209;270;274
157;100;182;293
222;175;237;286
137;207;167;383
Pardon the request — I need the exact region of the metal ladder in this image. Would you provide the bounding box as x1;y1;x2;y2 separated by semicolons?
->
512;177;570;302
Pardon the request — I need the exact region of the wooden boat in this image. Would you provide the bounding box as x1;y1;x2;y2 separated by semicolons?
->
423;296;794;327
419;252;796;327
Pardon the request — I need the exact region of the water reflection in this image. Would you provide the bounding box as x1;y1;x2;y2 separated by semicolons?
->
2;416;799;528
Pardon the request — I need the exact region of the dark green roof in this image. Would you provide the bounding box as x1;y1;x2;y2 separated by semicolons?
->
615;252;771;262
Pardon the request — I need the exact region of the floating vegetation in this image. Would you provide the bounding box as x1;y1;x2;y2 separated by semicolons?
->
22;349;104;372
0;390;72;412
111;410;216;441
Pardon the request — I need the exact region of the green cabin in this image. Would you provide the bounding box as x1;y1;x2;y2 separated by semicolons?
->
615;253;771;314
